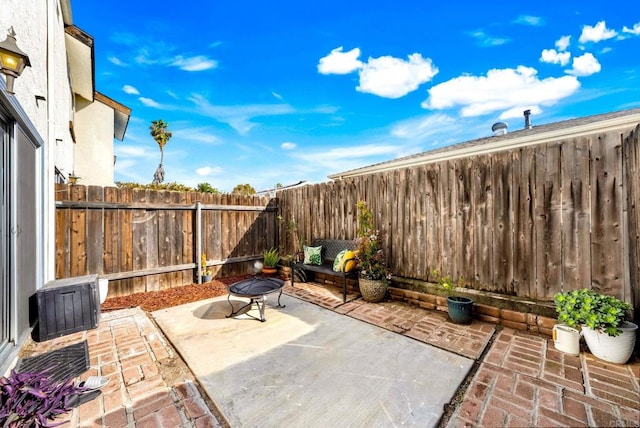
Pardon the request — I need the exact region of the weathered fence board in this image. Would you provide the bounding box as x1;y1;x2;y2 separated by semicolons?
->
456;158;474;286
55;185;70;279
492;151;513;294
425;165;440;279
512;147;536;297
473;154;493;290
55;185;276;297
561;137;591;291
277;127;638;302
534;142;562;299
70;185;87;277
591;132;624;295
623;125;639;309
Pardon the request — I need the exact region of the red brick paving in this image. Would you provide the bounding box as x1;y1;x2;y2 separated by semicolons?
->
447;327;640;427
16;281;639;427
16;308;225;427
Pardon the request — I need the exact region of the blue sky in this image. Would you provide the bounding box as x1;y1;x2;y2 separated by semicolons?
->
72;1;640;193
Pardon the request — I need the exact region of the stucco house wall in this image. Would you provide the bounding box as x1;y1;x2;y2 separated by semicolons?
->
0;0;129;374
74;96;117;186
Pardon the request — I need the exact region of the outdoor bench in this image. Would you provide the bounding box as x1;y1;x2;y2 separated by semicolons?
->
292;239;358;303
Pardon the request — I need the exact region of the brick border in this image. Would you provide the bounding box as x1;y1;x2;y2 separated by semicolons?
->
389;287;557;336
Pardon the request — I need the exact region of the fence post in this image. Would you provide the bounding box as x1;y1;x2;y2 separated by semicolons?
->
196;201;202;283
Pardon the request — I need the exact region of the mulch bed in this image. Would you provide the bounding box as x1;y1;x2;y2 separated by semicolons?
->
101;275;254;312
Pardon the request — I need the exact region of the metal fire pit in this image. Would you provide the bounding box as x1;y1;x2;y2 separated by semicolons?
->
226;276;285;322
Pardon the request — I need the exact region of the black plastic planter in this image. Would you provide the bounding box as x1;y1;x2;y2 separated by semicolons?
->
447;296;473;324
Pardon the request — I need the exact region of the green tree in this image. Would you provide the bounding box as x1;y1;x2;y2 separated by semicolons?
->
150;119;173;184
231;183;256;195
197;182;220;194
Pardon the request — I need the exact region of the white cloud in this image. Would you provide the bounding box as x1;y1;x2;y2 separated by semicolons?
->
176;127;220;144
514;15;544;26
272;91;284;101
189;94;295;135
123;85;139;95
555;35;571;51
623;22;640;35
195;166;223;176
108;56;125;66
467;30;510;47
317;47;363;74
566;53;601;76
356;54;438;99
291;144;399;169
117;146;148;157
170;55;218;71
319;48;438;99
281;142;296;150
391;114;458;139
540;49;571;66
422;66;580;117
139;97;162;108
579;21;617;43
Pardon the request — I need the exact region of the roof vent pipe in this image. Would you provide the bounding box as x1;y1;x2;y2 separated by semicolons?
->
524;109;532;129
491;122;508;136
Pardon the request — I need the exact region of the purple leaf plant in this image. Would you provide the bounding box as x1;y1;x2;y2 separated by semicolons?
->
0;370;87;427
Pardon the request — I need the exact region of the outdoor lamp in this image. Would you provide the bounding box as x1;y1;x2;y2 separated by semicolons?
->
0;27;31;94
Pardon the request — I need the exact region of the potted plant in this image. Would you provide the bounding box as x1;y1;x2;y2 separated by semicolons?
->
277;252;293;280
355;201;390;302
262;247;280;276
201;253;212;282
554;289;637;364
434;270;473;324
0;370;87;426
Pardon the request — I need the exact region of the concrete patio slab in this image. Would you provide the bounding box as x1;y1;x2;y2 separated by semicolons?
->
153;294;473;427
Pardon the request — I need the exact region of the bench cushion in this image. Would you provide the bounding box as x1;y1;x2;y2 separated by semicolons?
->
333;250;348;271
303;245;322;265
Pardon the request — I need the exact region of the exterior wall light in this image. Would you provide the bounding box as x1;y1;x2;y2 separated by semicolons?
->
0;27;31;94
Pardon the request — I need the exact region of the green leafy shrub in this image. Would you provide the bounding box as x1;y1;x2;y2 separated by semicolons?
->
115;181;195;192
554;289;632;336
355;201;390;281
263;248;280;267
196;182;221;194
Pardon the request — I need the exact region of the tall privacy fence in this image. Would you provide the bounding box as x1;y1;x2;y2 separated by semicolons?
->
278;125;640;305
55;184;277;297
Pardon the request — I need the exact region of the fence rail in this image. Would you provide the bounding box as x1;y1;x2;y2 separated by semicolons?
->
55;185;278;297
278;125;640;304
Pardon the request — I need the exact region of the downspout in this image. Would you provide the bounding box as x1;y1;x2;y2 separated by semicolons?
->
43;0;57;283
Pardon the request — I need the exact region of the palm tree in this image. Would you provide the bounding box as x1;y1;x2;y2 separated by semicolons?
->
150;119;172;184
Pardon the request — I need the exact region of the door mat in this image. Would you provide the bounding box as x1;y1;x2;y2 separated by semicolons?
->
15;340;89;383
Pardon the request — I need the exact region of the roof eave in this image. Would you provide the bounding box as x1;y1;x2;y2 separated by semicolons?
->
329;109;640;180
95;91;132;141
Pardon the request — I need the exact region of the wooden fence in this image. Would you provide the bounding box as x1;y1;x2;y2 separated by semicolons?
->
278;125;640;305
55;185;277;297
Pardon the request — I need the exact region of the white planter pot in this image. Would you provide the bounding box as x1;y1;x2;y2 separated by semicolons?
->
552;324;580;356
582;321;638;364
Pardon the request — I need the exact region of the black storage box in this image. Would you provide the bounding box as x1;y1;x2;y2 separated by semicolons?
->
36;274;100;342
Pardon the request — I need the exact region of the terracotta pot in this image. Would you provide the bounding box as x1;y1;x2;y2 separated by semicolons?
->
262;267;278;276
